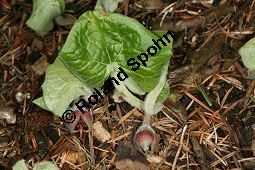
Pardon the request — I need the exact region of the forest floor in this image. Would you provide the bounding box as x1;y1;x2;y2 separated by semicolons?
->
0;0;255;169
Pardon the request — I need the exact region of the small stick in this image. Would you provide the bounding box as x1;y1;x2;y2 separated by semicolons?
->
88;129;95;166
191;137;212;170
172;125;187;170
231;0;253;21
87;111;95;167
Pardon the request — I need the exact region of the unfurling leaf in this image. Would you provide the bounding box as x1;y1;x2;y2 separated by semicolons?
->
33;161;58;170
95;0;123;12
26;0;65;35
239;37;255;79
12;159;28;170
12;160;58;170
37;57;93;116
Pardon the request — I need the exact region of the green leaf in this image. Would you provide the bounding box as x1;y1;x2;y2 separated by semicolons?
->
38;11;173;117
156;82;170;102
151;30;170;38
239;37;255;78
12;160;58;170
26;0;65;35
12;159;28;170
41;57;93;116
95;0;122;12
195;82;212;107
60;11;172;93
33;161;58;170
55;15;76;26
144;61;169;115
33;97;49;111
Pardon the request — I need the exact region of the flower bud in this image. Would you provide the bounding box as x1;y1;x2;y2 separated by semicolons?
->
64;111;81;132
64;110;92;132
80;110;92;130
134;124;157;155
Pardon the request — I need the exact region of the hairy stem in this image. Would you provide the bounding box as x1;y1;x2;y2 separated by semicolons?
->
112;73;144;110
144;61;169;115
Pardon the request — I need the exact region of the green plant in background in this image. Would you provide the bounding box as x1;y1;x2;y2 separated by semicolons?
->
239;37;255;79
95;0;123;12
34;11;173;117
12;159;27;170
12;160;58;170
26;0;65;35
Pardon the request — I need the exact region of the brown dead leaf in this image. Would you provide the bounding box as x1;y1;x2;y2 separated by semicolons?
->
0;106;16;124
115;142;150;170
30;55;49;77
93;121;111;143
61;150;86;165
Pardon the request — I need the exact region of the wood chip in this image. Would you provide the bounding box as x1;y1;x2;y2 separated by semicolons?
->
93;121;111;143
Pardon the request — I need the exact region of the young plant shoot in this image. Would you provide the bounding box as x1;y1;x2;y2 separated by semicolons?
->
34;11;173;117
26;0;65;35
239;37;255;79
34;11;173;153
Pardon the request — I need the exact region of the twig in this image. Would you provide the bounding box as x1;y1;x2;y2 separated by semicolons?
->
191;137;212;170
231;0;253;21
172;125;187;170
88;130;95;166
